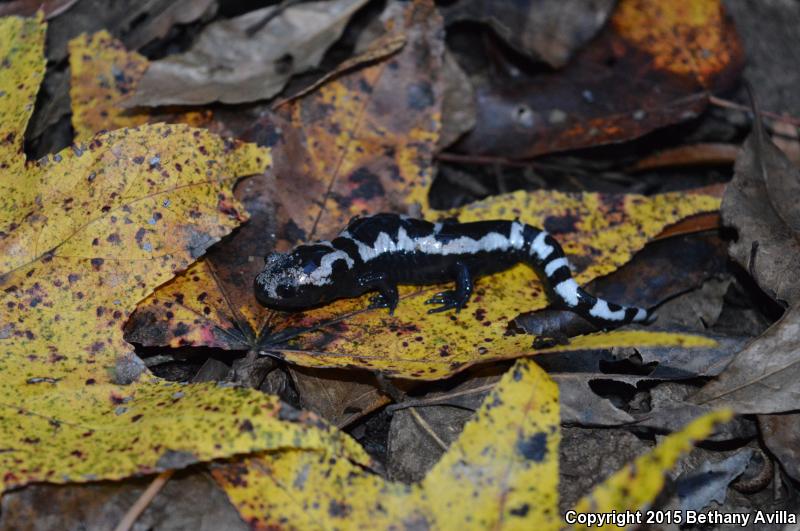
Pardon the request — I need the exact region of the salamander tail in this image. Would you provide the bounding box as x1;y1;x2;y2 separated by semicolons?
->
522;225;655;329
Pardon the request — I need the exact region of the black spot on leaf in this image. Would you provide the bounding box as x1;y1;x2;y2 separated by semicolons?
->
517;432;548;461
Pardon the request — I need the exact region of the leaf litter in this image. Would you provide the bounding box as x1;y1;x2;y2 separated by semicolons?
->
0;13;366;492
2;0;796;528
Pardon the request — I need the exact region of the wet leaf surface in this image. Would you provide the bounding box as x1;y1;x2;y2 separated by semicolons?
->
455;0;743;158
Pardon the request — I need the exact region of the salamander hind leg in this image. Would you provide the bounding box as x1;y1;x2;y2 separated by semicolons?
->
425;262;473;314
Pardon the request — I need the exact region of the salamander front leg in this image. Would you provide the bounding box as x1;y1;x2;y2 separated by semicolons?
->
358;272;399;315
426;262;473;314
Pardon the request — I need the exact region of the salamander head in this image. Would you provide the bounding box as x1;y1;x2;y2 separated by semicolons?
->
254;244;354;310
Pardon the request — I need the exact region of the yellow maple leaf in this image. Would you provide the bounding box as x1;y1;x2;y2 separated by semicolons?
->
0;13;367;492
213;358;730;530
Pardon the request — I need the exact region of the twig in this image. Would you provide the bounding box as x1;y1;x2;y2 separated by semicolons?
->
386;382;496;413
709;95;800;127
408;407;448;451
113;469;175;531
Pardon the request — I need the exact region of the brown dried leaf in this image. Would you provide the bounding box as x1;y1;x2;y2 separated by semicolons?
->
442;0;616;68
125;0;370;106
691;305;800;414
723;135;800;306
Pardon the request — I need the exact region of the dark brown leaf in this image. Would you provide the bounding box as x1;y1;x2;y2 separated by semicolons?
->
455;0;743;158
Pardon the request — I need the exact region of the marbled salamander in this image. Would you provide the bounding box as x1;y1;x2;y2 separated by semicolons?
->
254;214;654;329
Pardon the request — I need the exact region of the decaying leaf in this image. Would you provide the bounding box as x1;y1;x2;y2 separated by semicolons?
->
0;12;46;179
125;0;370;106
455;0;743;159
691;112;800;414
570;409;733;528
442;0;616;68
437;50;477;150
214;359;562;530
69;31;212;141
723;132;800;306
0;14;369;492
46;0;218;61
676;449;753;513
690;305;800;414
215;360;733;529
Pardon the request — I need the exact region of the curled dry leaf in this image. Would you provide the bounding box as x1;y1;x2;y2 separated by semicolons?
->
214;360;562;530
273;31;408;108
629;143;741;172
0;14;368;492
442;0;616;68
455;0;743;159
125;0;370;106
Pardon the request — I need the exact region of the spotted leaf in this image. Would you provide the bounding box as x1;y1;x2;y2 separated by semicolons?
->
0;13;373;492
213;359;562;530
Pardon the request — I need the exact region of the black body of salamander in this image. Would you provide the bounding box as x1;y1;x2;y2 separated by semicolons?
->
254;213;654;329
